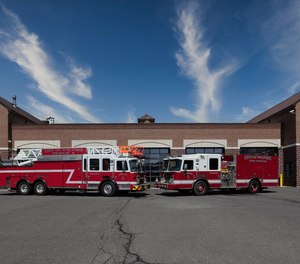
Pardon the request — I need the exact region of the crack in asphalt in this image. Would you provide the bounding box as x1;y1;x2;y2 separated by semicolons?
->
90;224;114;264
116;218;153;264
115;199;161;264
90;198;160;264
89;199;130;264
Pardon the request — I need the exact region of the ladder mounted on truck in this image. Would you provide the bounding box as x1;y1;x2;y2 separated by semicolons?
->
10;145;141;167
86;146;121;157
15;149;42;160
2;149;42;166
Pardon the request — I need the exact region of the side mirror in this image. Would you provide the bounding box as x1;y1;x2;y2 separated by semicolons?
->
183;163;188;172
122;161;126;172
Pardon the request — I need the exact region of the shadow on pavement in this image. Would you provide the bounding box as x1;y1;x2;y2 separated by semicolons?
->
156;188;277;197
0;189;150;198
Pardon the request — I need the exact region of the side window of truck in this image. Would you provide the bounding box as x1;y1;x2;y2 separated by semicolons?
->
102;158;110;171
90;158;100;171
209;158;219;170
116;160;128;171
183;160;194;170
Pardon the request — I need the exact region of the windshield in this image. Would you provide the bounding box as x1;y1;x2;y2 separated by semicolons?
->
129;159;144;172
168;159;182;171
163;159;169;170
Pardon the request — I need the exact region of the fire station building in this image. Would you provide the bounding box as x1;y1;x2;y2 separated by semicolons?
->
1;92;300;187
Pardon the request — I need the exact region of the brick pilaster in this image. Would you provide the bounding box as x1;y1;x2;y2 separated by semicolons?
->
170;148;185;157
296;146;300;187
278;148;284;181
225;149;240;156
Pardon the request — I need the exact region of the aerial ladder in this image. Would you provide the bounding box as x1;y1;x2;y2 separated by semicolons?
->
10;146;143;166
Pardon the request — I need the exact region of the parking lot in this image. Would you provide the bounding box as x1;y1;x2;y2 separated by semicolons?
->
0;187;300;264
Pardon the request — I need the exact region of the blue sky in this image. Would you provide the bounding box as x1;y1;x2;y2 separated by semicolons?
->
0;0;299;123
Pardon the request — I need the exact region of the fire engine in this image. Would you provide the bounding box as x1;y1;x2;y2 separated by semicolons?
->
155;154;278;195
0;146;149;196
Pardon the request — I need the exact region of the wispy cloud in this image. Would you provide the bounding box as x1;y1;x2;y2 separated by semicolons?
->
171;1;238;122
263;0;300;93
27;95;74;123
288;82;300;95
236;106;260;122
0;5;100;123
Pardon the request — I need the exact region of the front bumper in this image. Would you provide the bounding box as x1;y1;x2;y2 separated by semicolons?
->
130;183;150;191
154;182;176;189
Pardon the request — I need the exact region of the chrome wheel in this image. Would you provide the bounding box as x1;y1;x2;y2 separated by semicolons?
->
100;182;116;197
193;181;208;196
18;182;31;195
20;184;29;193
34;182;47;195
103;184;113;195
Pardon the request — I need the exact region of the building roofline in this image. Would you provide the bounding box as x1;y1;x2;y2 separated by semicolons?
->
0;96;44;124
248;92;300;123
12;122;280;129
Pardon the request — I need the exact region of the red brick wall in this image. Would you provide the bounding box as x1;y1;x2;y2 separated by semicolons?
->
278;148;284;179
256;106;298;186
225;149;240;156
283;146;296;186
263;109;296;146
170;149;185;156
12;123;281;149
296;146;300;187
0;105;9;158
295;102;300;186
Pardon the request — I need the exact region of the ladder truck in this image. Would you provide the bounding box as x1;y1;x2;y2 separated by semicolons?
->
0;146;149;197
155;154;278;195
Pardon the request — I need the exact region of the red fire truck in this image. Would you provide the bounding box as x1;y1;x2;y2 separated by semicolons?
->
155;154;278;195
0;146;149;196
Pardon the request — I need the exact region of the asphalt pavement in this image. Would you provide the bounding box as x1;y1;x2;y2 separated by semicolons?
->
0;187;299;264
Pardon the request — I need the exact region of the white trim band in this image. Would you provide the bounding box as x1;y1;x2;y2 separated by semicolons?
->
184;139;227;148
128;140;172;148
238;139;281;148
72;140;117;148
172;179;222;185
282;143;300;149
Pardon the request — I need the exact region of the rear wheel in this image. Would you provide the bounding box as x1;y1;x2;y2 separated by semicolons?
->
17;181;31;195
33;182;47;195
193;181;208;196
248;179;260;194
100;182;117;197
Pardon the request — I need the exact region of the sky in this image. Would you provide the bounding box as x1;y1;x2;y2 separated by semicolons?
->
0;0;299;124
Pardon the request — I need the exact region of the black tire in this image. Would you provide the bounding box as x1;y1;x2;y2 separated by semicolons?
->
17;181;31;195
248;179;260;194
193;181;208;196
100;181;117;197
33;181;47;195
